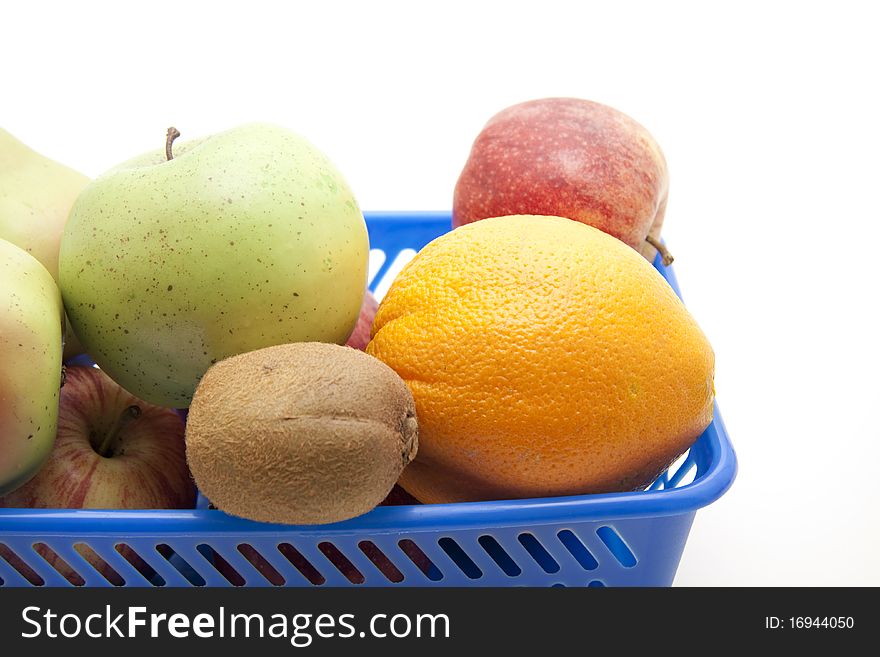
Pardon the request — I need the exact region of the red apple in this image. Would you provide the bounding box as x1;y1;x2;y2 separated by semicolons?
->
345;288;379;350
453;97;672;264
0;365;195;585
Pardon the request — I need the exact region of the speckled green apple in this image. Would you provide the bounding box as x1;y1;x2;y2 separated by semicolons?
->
0;238;64;495
59;123;369;407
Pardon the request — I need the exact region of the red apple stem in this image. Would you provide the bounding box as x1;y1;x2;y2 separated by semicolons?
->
645;235;674;266
96;405;142;458
165;127;180;161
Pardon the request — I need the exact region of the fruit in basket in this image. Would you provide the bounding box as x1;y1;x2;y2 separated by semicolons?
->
59;123;369;408
345;289;379;350
185;342;418;524
380;483;420;506
453;97;672;264
366;215;714;503
0;239;64;495
0;366;195;509
0;365;195;585
0;128;91;360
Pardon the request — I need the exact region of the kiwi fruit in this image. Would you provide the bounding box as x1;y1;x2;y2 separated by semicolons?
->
185;342;418;524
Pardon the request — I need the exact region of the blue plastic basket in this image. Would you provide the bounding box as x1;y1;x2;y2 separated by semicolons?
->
0;211;736;588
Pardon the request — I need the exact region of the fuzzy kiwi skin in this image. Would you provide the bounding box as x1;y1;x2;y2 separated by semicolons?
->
185;342;418;525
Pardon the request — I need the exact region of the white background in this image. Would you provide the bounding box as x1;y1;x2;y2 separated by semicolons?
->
4;1;878;586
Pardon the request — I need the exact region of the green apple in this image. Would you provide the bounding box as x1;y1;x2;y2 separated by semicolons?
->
59;123;369;408
0;238;64;495
1;128;90;360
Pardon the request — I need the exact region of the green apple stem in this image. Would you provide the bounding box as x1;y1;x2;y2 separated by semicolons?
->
96;405;142;457
645;235;674;266
165;127;181;161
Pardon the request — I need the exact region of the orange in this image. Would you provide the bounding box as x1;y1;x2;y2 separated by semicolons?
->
366;215;714;503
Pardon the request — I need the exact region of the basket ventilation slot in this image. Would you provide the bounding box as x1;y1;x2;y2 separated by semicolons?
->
116;543;163;585
438;537;482;579
358;541;404;583
398;539;442;581
33;543;83;586
237;544;285;585
156;544;205;586
596;527;637;568
318;542;364;584
278;543;325;585
368;249;387;284
667;452;698;488
588;580;606;587
557;530;599;571
478;535;522;577
518;533;560;574
196;544;244;586
0;542;44;586
650;450;696;490
372;248;417;300
74;542;125;586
